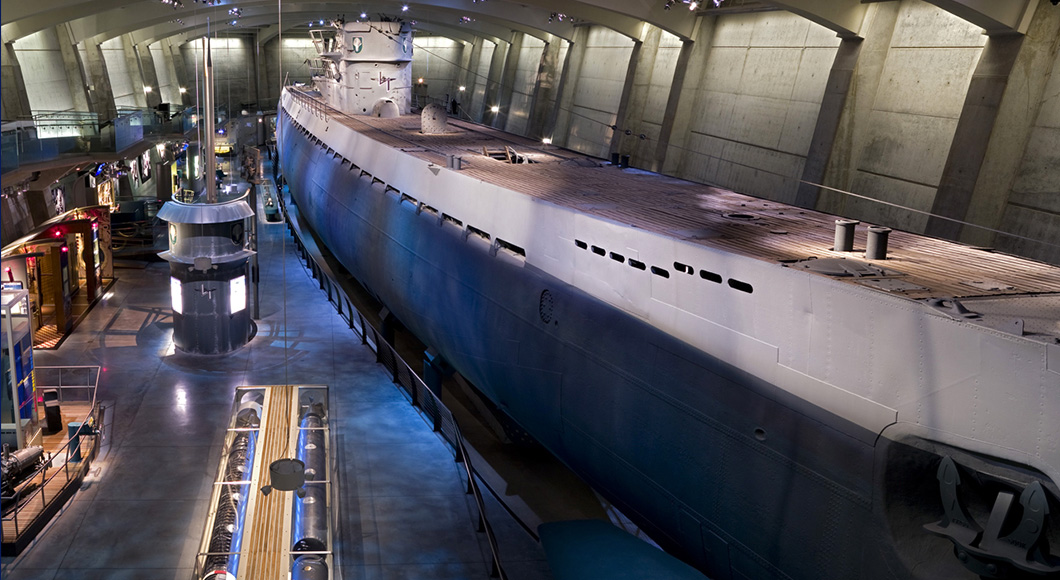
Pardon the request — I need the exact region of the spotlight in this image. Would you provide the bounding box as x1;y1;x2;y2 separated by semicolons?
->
458;85;466;91
360;11;367;18
542;137;552;144
490;105;499;113
401;4;408;11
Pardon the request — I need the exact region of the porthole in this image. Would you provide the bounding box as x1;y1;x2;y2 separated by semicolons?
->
700;270;722;283
728;279;753;293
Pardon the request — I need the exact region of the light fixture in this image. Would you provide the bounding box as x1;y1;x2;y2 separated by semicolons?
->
417;77;424;84
490;105;499;113
458;85;466;91
401;4;409;11
179;87;187;93
360;11;367;18
542;137;552;144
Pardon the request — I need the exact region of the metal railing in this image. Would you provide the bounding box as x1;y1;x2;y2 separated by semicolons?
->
1;366;103;544
1;107;191;175
280;199;508;579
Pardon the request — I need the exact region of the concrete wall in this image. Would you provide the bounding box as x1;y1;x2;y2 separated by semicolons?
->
467;39;496;121
503;35;546;136
182;35;258;113
556;26;636;159
102;36;147;109
819;1;986;231
994;36;1060;261
150;42;182;107
411;36;464;105
671;12;840;202
261;37;317;105
12;28;79;114
614;25;682;168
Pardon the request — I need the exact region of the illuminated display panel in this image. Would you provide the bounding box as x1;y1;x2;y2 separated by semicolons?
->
230;275;246;313
171;277;183;313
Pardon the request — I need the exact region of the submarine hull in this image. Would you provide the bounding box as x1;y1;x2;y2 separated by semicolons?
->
274;103;1031;580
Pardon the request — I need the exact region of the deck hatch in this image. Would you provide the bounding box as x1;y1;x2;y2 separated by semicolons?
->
786;258;902;278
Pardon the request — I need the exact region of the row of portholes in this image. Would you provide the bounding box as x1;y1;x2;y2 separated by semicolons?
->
574;238;753;294
292;115;529;263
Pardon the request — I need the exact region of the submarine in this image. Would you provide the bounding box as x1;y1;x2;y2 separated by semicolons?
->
278;19;1060;580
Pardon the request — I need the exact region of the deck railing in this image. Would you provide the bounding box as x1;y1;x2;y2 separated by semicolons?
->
1;366;102;550
279;194;509;579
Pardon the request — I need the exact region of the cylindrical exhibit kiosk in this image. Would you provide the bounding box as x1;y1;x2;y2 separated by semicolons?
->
157;199;255;354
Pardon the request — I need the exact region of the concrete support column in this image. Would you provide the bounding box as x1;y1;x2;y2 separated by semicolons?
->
168;39;191;108
961;1;1060;258
252;36;264;109
608;38;644;157
924;35;1024;240
794;37;864;208
455;40;474;115
662;17;716;177
650;37;695;173
136;43;163;109
464;37;486;121
121;35;149;109
552;27;589;149
526;37;565;141
613;27;659;163
484;37;510;128
1;42;32;120
56;24;91;113
496;32;523;130
79;41;117;121
817;2;901;216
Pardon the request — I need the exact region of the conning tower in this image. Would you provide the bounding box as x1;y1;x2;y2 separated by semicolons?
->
310;20;412;117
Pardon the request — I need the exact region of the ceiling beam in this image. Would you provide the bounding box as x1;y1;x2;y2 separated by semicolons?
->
922;0;1039;35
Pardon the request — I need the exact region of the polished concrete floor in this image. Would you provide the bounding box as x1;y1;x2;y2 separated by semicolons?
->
1;180;551;579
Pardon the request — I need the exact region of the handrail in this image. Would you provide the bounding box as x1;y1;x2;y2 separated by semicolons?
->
1;365;102;542
279;197;510;578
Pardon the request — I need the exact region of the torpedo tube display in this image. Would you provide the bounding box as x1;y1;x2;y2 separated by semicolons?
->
196;386;334;579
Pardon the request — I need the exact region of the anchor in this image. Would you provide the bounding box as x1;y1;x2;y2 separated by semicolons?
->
924;456;1060;578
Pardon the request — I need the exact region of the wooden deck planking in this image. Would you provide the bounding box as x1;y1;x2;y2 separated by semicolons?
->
291;91;1060;301
242;385;293;580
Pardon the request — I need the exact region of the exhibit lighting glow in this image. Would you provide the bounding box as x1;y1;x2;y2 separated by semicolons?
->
490;105;499;113
418;78;424;84
458;85;466;91
542;137;552;144
171;277;183;313
360;11;367;18
402;4;408;11
230;275;247;313
144;86;153;93
179;87;187;93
